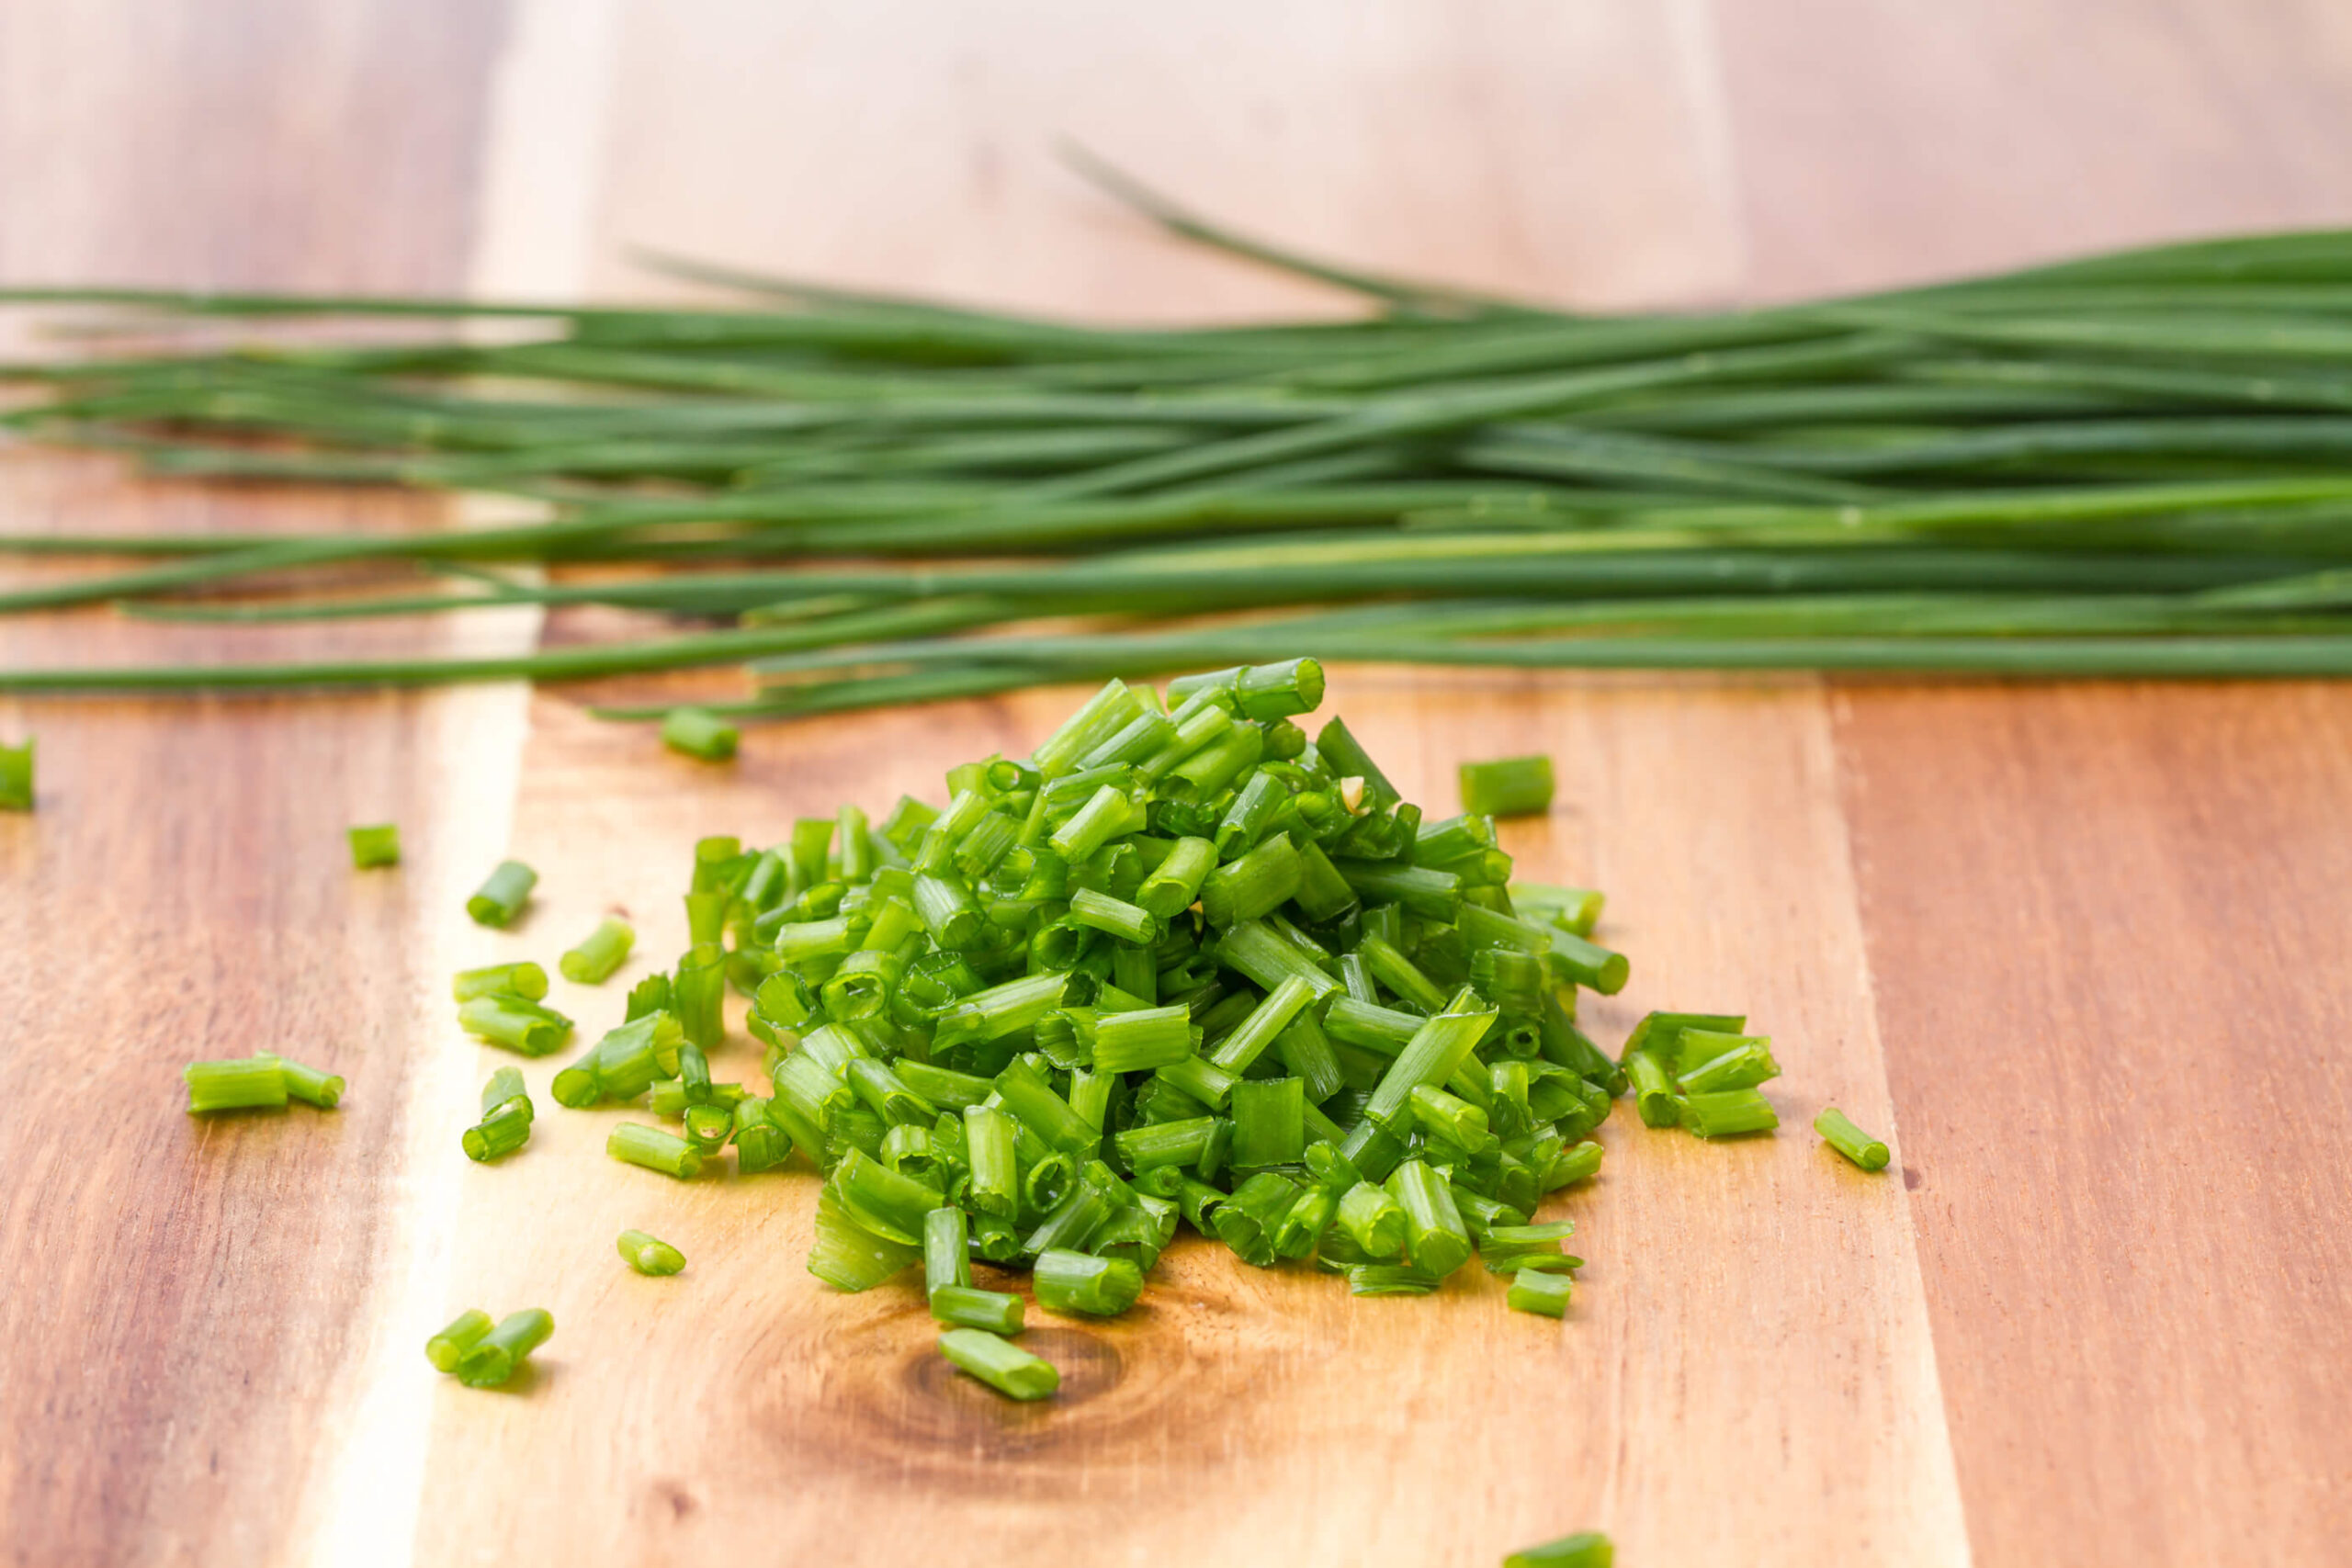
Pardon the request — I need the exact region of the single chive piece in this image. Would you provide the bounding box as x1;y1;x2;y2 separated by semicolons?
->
964;1104;1020;1219
1113;1115;1218;1172
1364;998;1497;1131
457;994;574;1056
0;738;32;811
1229;1076;1306;1169
184;1057;288;1113
1067;886;1160;945
425;1309;493;1373
1679;1088;1781;1139
1198;831;1302;928
924;1205;971;1296
1408;1083;1488;1148
346;823;401;868
559;916;636;984
1458;754;1555;818
1546;929;1630;995
1504;1530;1614;1568
1091;1004;1197;1073
1337;1179;1409;1259
451;962;547;1003
1207;974;1317;1074
732;1097;794;1173
930;1283;1026;1334
938;1326;1059;1402
617;1228;686;1276
1347;1262;1440;1297
1815;1106;1892;1170
465;859;537;928
1135;834;1216;918
461;1099;532;1161
682;1101;733;1152
607;1121;704;1179
1385;1157;1475;1278
455;1307;553;1389
481;1066;529;1119
254;1054;345;1109
1034;1247;1145;1316
1625;1050;1680;1128
1213;918;1342;1000
1481;1219;1578;1275
661;705;739;761
1676;1032;1781;1093
1547;1139;1605;1190
808;1188;922;1291
1508;1266;1575;1317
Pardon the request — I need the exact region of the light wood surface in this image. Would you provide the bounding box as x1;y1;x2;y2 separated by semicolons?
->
4;4;2350;1566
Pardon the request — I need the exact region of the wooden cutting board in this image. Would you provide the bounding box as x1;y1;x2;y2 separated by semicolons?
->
5;4;2350;1565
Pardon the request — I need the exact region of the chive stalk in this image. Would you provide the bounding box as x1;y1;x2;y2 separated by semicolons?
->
938;1327;1058;1401
1815;1106;1891;1170
346;823;401;868
560;917;636;984
466;860;537;928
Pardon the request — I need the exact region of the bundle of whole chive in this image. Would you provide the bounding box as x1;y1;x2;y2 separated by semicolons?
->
539;660;1677;1397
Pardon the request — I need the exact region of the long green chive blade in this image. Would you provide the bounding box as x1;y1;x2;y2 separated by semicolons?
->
466;859;537;928
425;1309;492;1373
184;1057;288;1113
660;705;739;761
617;1228;687;1276
938;1326;1058;1401
0;738;32;811
455;1308;553;1389
559;916;636;984
1503;1529;1614;1568
346;822;401;868
1816;1106;1892;1170
1457;753;1555;818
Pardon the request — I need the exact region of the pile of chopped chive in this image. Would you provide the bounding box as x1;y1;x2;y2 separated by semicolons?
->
9;162;2352;716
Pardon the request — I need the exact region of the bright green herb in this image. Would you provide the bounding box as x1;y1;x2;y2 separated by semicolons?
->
461;1100;531;1162
451;961;547;1002
425;1309;492;1373
345;823;400;868
1480;1220;1578;1276
183;1057;288;1113
255;1054;345;1109
930;1284;1025;1334
454;1308;553;1389
1504;1529;1614;1568
1507;1267;1574;1317
617;1228;686;1275
560;916;636;984
466;860;537;928
457;994;573;1055
0;739;30;811
607;1122;703;1179
1678;1088;1781;1139
1347;1263;1440;1297
938;1327;1058;1402
1458;755;1555;818
662;706;739;761
1816;1106;1891;1170
481;1066;529;1120
1034;1247;1144;1316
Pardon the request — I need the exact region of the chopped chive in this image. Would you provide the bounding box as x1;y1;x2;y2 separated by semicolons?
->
1229;1076;1306;1170
0;738;31;811
808;1188;921;1291
559;916;636;984
1546;1139;1605;1189
607;1121;704;1179
661;705;739;761
257;1054;345;1108
682;1101;733;1152
1198;831;1302;928
184;1057;288;1113
425;1308;492;1373
1625;1050;1680;1128
1206;974;1317;1074
458;994;573;1056
1508;1267;1574;1317
481;1066;528;1119
1679;1088;1781;1139
1504;1530;1614;1568
923;1205;971;1295
461;1099;532;1161
1458;754;1555;818
617;1228;686;1275
938;1326;1058;1401
931;1283;1026;1334
345;823;401;868
454;1307;553;1389
465;859;537;928
1815;1106;1891;1170
1336;1179;1408;1259
1035;1247;1145;1316
1546;929;1630;994
1091;1004;1198;1073
732;1096;795;1172
1480;1219;1578;1275
451;961;547;1002
1347;1263;1439;1297
1675;1032;1781;1093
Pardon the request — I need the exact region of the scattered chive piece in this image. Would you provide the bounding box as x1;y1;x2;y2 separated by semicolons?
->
1816;1106;1892;1170
256;1054;345;1109
481;1066;530;1120
607;1122;703;1179
1679;1088;1781;1139
1347;1263;1440;1297
345;823;400;868
461;1100;532;1162
466;859;537;928
454;1307;553;1389
1480;1220;1579;1276
457;994;573;1056
451;961;547;1003
559;916;636;984
0;738;31;811
1507;1266;1574;1317
184;1057;288;1113
923;1206;971;1296
930;1283;1026;1334
1458;754;1555;818
1504;1529;1614;1568
425;1309;492;1373
938;1327;1058;1402
617;1228;686;1275
661;706;739;761
1034;1247;1144;1316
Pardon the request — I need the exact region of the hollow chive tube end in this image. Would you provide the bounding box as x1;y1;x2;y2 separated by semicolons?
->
425;1308;493;1373
618;1228;687;1275
1458;753;1555;818
346;823;401;869
466;859;537;929
662;706;740;762
1815;1106;1891;1170
455;1308;554;1389
560;916;637;985
938;1327;1058;1402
